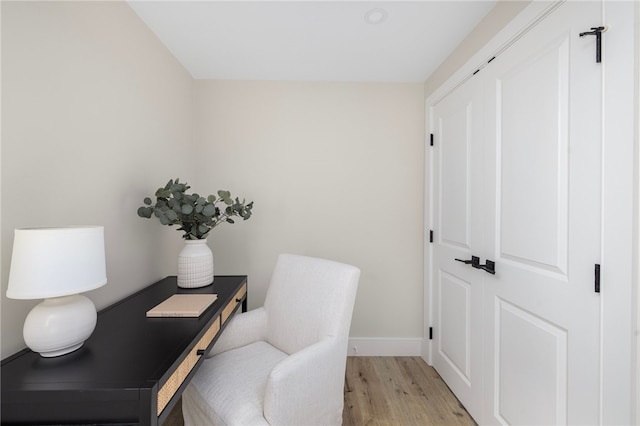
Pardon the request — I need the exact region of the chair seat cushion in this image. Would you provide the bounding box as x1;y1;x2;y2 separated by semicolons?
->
183;340;288;426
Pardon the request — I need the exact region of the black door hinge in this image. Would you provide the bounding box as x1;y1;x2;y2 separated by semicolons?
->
595;264;601;293
429;327;433;340
430;133;434;146
429;230;434;243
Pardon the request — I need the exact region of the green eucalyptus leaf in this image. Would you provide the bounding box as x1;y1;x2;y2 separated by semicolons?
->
137;207;152;218
156;188;171;198
217;190;232;204
181;204;194;215
202;204;216;217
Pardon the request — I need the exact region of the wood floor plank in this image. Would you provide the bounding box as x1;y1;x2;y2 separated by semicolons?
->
343;357;476;426
165;356;475;426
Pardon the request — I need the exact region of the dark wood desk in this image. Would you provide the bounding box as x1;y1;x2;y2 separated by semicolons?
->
1;275;247;425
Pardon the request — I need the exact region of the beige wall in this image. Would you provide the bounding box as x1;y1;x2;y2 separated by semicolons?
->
1;1;194;357
636;1;640;420
1;3;426;354
193;80;425;338
0;0;526;358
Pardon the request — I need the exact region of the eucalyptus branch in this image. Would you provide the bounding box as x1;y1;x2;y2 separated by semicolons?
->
137;178;253;240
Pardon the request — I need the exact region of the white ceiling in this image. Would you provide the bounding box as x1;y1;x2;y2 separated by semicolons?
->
128;1;498;83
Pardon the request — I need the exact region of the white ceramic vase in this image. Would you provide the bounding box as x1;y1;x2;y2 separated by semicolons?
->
177;239;214;288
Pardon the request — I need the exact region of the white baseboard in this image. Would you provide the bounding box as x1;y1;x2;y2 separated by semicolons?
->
347;338;423;356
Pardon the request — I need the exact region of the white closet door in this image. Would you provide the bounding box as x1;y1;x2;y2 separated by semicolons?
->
481;1;602;424
431;74;485;421
429;1;604;424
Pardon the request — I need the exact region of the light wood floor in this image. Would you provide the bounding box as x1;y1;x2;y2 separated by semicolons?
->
343;357;475;426
164;356;475;426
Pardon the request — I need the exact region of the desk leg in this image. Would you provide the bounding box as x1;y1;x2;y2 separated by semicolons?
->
242;296;247;313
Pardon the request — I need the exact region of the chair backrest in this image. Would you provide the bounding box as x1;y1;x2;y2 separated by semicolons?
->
263;254;360;355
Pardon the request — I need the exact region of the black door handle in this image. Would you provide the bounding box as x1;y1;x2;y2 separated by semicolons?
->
473;259;496;275
579;26;606;63
455;256;480;267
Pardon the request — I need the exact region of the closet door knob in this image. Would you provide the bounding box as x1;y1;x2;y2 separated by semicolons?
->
474;260;496;275
455;256;480;267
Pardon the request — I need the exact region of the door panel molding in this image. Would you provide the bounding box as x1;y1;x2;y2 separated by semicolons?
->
438;269;472;384
494;298;568;425
494;34;570;277
437;101;473;251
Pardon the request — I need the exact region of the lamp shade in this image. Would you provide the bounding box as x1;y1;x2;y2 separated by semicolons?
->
7;226;107;300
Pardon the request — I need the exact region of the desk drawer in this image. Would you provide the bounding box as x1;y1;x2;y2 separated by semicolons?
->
157;316;221;415
222;282;247;324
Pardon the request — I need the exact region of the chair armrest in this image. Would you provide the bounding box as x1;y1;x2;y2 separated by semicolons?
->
263;337;347;425
208;307;268;357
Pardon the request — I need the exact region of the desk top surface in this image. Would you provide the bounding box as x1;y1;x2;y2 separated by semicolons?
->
1;275;247;393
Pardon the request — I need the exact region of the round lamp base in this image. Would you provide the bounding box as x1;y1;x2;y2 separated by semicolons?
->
23;294;98;357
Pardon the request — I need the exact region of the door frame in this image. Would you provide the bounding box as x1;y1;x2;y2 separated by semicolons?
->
422;1;639;423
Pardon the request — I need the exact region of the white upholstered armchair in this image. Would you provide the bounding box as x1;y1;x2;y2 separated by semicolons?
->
182;254;360;426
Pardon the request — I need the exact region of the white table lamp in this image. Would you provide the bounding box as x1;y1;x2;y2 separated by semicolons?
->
7;226;107;357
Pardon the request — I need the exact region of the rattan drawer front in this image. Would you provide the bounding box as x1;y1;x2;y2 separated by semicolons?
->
222;282;247;324
156;316;221;416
